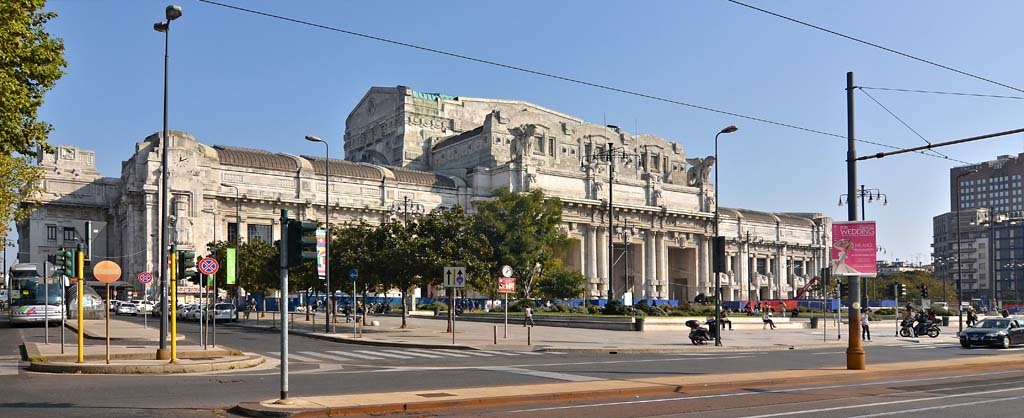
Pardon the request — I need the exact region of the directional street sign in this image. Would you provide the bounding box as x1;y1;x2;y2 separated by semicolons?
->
444;266;467;288
199;257;220;275
348;268;358;282
137;271;153;285
498;277;516;293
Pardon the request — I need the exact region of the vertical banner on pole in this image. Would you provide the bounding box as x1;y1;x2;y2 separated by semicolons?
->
226;248;236;285
316;229;327;279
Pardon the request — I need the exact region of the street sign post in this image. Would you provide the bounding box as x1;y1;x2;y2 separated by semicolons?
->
316;229;326;279
348;268;358;338
498;277;516;338
443;267;466;344
199;258;220;275
92;260;122;365
137;271;154;285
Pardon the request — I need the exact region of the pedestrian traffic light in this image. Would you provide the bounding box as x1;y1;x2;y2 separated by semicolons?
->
921;284;929;299
53;247;75;278
287;219;318;267
178;249;197;279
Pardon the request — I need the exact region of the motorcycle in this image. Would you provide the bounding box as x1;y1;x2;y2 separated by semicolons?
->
686;318;715;345
899;318;940;338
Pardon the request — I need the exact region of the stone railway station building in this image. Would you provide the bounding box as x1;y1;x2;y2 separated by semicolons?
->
18;86;831;304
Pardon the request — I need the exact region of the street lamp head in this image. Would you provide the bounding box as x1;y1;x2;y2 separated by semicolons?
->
153;22;168;32
220;183;235;188
719;125;738;134
165;5;183;20
304;135;324;143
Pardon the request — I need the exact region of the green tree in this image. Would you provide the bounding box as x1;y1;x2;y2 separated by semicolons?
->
416;206;492;331
535;258;585;300
0;0;67;236
473;190;566;299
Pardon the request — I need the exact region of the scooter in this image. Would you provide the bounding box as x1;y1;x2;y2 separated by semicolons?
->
686;318;714;345
899;318;940;338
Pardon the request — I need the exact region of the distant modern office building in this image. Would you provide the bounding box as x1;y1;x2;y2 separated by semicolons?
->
951;153;1024;217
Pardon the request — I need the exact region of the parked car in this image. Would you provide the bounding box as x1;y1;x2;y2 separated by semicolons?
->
211;303;237;322
116;302;138;316
132;300;154;314
187;305;207;321
960;318;1024;349
109;300;123;312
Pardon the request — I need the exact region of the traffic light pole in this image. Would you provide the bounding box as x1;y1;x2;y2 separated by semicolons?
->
845;71;866;370
76;246;84;364
278;209;291;403
169;248;178;362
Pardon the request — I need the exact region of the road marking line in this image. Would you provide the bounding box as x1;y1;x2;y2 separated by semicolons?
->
0;363;18;376
515;351;546;355
475;350;521;356
405;349;469;358
265;352;320;362
506;370;1024;413
323;350;385;360
483;366;603;382
849;393;1024;417
809;352;844;355
354;350;411;359
441;349;493;357
384;350;442;359
299;351;359;362
742;386;1024;418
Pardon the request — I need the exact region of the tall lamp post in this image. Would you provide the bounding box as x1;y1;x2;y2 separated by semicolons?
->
615;220;638;299
579;136;640;301
220;183;240;305
390;196;425;226
955;169;979;335
713;125;738;347
153;4;182;360
305;135;333;332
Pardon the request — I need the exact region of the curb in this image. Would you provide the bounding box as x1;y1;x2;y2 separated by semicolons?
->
27;354;264;374
232;356;1024;417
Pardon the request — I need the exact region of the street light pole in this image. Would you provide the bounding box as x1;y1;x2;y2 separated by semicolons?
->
305;135;332;332
955;169;979;335
153;4;182;361
713;125;738;347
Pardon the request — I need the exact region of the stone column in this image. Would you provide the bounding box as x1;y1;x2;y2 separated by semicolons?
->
586;225;598;299
734;248;744;303
643;231;654;300
697;236;710;297
657;232;669;300
597;227;608;298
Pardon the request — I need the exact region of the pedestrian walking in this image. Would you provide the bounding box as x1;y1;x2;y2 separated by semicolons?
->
245;299;256;320
762;310;776;330
524;306;535;327
343;303;352;323
861;307;872;341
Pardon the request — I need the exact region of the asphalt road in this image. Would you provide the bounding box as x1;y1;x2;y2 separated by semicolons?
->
3;313;1024;417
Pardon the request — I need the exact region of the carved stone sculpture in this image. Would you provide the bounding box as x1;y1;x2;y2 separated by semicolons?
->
685;156;716;187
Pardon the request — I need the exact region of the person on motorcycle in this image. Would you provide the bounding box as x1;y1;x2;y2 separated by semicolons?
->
914;310;928;337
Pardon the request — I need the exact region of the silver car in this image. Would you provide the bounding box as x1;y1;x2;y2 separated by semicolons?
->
211;303;237;322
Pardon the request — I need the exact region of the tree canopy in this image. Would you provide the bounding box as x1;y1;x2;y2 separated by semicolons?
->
1;0;66;236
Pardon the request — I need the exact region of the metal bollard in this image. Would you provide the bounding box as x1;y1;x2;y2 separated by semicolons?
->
527;326;531;346
493;325;497;345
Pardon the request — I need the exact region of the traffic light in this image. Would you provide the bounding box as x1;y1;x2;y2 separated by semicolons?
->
53;247;75;278
712;236;727;274
287;219;318;267
839;281;849;297
921;284;929;299
178;249;197;280
900;283;907;297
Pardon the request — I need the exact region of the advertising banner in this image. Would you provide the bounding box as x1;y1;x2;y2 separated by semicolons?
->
316;229;327;278
226;248;236;285
831;221;878;277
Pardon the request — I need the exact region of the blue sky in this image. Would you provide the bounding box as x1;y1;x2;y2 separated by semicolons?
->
11;0;1024;266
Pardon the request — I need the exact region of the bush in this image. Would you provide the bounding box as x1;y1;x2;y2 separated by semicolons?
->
603;300;628;315
587;305;602;315
570;306;589;314
874;308;895;316
540;302;570;313
417;302;448;311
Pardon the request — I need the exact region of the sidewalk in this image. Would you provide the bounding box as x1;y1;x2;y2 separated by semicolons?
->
226;311;962;353
25;317;262;374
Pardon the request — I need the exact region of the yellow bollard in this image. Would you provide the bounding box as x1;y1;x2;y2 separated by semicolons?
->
170;252;178;363
76;250;84;363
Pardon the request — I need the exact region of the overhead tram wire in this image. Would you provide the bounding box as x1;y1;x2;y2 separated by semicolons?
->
859;87;1024;100
724;0;1024;95
856;88;961;163
196;0;956;163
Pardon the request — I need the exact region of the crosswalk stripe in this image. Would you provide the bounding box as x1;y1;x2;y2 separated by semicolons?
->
405;348;470;358
325;350;386;360
515;351;547;355
441;349;493;357
353;350;411;359
300;351;361;362
382;349;442;358
0;363;18;376
476;350;521;356
266;351;321;362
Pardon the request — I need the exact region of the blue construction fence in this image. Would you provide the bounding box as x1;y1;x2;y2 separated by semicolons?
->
237;295;683;311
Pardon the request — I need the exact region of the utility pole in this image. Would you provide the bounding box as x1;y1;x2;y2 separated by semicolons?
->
846;71;866;370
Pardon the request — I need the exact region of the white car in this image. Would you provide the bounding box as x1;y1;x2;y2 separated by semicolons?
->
211;303;237;322
132;300;154;314
187;305;207;321
176;303;195;319
116;303;138;316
